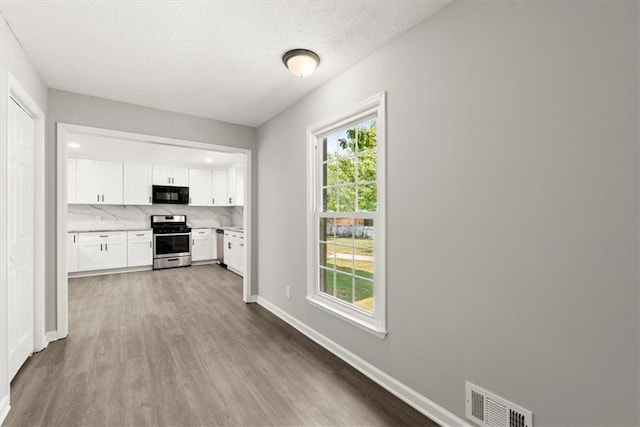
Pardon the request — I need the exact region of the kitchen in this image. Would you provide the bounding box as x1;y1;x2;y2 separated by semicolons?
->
63;123;248;284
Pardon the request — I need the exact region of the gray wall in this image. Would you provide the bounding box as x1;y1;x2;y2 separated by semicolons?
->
256;1;639;425
0;12;48;419
46;89;257;330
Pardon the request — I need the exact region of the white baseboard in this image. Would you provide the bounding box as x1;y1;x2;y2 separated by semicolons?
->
45;331;64;343
256;296;469;427
0;395;10;426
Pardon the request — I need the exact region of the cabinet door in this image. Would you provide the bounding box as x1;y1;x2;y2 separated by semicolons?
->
192;229;213;261
236;167;245;206
171;167;189;187
124;163;152;205
211;170;228;206
67;233;78;273
188;169;212;206
127;232;152;267
227;167;237;205
238;239;245;275
101;161;123;205
76;159;102;204
67;158;77;204
78;240;102;271
153;165;171;185
103;239;127;269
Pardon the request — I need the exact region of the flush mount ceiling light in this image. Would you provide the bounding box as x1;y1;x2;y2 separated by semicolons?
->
282;49;320;78
205;158;213;163
68;143;80;148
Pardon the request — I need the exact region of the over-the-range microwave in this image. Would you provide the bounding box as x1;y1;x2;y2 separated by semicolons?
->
152;185;189;204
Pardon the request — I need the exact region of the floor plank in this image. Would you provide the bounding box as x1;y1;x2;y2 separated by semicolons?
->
5;265;438;426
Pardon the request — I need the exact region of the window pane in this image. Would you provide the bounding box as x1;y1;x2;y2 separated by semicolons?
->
319;267;336;296
357;150;377;183
326;161;339;186
337;128;355;157
337;185;355;212
337;156;356;185
324;186;337;212
320;217;336;242
335;217;353;239
354;277;374;312
334;243;353;273
319;242;335;270
356;120;377;152
325;134;338;161
335;271;354;304
357;183;377;212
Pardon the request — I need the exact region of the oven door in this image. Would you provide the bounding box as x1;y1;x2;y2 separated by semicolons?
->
153;233;191;258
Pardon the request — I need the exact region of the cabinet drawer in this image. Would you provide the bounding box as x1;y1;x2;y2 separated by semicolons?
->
79;231;126;243
192;229;212;239
127;230;152;241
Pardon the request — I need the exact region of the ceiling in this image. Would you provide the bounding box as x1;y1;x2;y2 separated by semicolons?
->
0;0;451;127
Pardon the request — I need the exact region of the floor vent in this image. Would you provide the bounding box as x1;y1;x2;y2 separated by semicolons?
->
465;382;533;427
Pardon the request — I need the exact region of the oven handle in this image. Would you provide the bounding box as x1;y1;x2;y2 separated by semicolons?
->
153;232;191;238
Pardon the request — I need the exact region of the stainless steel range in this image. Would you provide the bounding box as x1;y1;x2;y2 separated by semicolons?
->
151;215;192;270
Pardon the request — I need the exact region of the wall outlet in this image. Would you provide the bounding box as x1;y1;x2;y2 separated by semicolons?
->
285;286;291;298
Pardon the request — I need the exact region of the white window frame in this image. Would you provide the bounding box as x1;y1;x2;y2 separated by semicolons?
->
306;92;387;338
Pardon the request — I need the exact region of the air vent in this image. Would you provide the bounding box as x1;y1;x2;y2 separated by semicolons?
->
466;382;533;427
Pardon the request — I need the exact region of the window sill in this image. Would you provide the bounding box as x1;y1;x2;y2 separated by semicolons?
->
306;295;388;339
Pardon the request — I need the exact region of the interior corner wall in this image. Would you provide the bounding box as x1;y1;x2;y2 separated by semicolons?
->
0;12;48;422
256;1;640;425
45;90;258;331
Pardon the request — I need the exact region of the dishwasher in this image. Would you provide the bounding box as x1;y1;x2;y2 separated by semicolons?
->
216;228;226;268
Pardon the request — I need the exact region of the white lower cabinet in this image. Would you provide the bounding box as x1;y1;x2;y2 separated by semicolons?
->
224;230;244;275
192;228;215;261
78;232;127;272
68;233;79;273
127;230;153;267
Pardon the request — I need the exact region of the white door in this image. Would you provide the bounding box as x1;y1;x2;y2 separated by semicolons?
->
211;170;227;206
189;169;212;206
123;163;152;205
76;159;102;203
100;161;123;205
102;239;127;269
171;167;189;187
153;165;171;185
7;98;35;380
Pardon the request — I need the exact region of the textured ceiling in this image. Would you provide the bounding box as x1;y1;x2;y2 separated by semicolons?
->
0;0;451;127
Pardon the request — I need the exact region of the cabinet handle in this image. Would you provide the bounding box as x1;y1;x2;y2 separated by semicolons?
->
168;177;170;184
228;242;231;249
229;197;232;204
149;241;152;248
105;243;108;251
73;235;76;243
149;196;152;203
171;177;174;184
97;194;100;202
212;197;214;205
100;243;103;251
136;233;144;236
189;197;192;204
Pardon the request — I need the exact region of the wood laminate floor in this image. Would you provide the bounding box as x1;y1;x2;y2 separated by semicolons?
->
5;265;437;426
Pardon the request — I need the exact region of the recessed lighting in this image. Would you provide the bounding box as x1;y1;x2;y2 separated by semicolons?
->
68;143;80;148
282;49;320;78
205;158;213;163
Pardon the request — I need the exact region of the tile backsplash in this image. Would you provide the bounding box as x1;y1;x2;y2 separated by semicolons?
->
68;204;243;232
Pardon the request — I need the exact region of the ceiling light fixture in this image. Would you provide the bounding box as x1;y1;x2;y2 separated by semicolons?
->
205;158;213;163
68;143;80;148
282;49;320;78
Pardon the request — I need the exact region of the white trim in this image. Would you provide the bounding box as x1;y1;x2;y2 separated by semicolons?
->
56;123;254;339
45;331;61;343
68;265;153;279
306;92;387;336
7;74;47;353
256;296;469;427
0;395;10;426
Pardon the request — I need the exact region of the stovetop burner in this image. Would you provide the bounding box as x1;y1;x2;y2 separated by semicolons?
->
151;215;191;234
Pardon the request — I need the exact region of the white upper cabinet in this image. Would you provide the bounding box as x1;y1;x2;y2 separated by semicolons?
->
76;159;123;204
153;165;189;187
189;169;213;206
211;170;228;206
227;166;245;206
67;158;77;204
124;163;152;205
